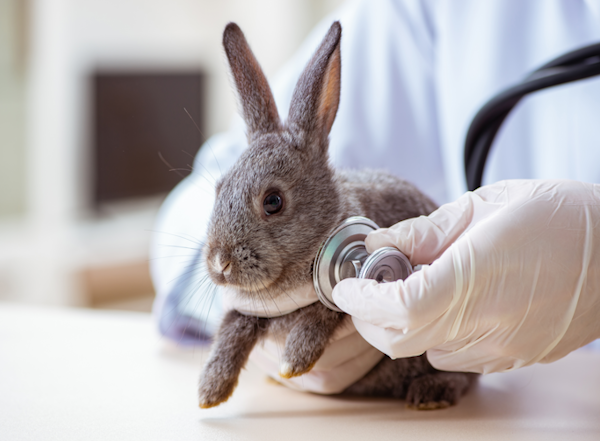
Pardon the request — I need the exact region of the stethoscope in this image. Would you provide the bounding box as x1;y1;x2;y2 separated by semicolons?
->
314;42;600;312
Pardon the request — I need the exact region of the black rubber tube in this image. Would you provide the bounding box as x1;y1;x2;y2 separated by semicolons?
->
464;42;600;191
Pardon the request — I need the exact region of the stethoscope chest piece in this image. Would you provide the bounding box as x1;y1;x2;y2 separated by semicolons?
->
360;246;413;283
313;216;413;312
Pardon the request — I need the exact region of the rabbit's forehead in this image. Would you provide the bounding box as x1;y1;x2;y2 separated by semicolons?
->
221;141;301;192
217;171;255;203
216;167;277;218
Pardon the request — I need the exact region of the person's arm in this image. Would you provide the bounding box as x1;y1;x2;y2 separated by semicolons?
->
333;179;600;374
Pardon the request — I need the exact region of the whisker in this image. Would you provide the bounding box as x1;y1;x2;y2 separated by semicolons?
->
159;261;208;320
262;280;284;317
158;152;189;180
157;150;217;197
275;283;301;311
167;166;194;173
187;158;218;185
153;243;206;252
251;282;271;322
258;279;285;365
147;229;206;247
179;275;216;332
165;262;208;290
181;150;196;160
199;282;219;345
260;226;303;312
178;274;215;342
184;107;222;175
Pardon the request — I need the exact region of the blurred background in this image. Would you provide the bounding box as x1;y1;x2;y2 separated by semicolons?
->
0;0;345;312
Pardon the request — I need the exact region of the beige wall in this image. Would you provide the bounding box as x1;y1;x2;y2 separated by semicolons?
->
0;0;345;221
0;0;27;218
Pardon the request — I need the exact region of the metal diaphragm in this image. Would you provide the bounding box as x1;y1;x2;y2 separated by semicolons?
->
313;216;414;312
359;247;413;282
313;217;378;312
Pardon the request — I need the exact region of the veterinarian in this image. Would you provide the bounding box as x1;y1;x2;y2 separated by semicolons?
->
151;0;600;382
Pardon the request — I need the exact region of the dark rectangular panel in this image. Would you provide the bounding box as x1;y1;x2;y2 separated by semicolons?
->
93;72;205;205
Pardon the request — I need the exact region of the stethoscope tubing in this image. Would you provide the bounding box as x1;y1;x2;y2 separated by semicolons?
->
464;42;600;191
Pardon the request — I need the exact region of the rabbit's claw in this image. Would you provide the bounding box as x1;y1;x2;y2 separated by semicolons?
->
278;360;317;379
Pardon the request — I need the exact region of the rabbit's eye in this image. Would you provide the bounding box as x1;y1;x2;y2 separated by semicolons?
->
263;192;283;215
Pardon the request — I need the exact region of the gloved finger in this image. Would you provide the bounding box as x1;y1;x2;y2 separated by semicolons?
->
350;317;446;359
426;347;526;375
332;255;456;331
365;189;502;265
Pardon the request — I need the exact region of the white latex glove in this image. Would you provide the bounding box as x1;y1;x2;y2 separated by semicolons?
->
333;180;600;374
248;316;384;395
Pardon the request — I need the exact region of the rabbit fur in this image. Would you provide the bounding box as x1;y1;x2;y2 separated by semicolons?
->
199;21;476;410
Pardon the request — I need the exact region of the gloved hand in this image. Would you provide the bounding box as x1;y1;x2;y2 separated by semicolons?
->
333;180;600;374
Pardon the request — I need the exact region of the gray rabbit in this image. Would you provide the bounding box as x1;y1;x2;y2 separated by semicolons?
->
199;21;476;410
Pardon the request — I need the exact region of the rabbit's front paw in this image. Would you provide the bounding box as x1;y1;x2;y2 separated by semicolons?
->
279;336;320;379
406;372;473;410
279;307;345;379
198;366;238;409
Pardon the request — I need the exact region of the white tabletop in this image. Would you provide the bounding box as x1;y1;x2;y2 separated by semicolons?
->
1;303;599;441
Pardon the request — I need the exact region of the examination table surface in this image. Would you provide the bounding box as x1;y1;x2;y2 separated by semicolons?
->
1;303;599;441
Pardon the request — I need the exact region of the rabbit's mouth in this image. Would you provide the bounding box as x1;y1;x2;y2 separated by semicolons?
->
206;240;301;294
213;268;313;302
206;254;283;293
219;277;278;293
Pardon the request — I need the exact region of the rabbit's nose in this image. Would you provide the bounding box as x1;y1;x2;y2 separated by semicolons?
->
213;253;232;276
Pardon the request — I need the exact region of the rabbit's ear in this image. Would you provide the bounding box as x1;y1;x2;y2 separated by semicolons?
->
223;23;281;137
287;21;341;151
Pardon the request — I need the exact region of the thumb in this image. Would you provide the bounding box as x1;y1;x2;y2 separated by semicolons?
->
332;251;457;331
331;252;458;359
366;190;493;265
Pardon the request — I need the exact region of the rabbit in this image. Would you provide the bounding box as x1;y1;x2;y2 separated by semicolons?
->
198;21;477;410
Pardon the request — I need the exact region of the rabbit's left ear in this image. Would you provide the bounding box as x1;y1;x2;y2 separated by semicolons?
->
287;21;341;152
223;23;281;138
